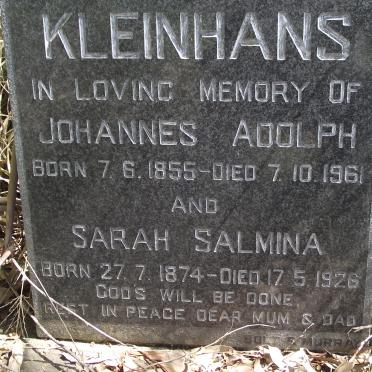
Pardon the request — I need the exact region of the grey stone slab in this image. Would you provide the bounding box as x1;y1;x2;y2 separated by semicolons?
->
1;0;372;351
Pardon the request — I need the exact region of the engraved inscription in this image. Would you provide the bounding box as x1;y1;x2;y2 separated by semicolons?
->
43;12;351;61
2;0;371;350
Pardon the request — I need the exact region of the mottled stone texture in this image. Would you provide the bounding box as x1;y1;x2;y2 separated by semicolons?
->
2;0;372;351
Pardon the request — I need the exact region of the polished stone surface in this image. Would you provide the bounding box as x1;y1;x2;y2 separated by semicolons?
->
2;0;372;350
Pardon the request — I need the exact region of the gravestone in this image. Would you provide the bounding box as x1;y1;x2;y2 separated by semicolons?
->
1;0;372;351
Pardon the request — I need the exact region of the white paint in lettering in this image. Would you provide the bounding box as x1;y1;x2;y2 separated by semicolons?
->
41;261;91;278
317;14;351;60
194;229;323;255
75;79;174;102
78;14;108;59
101;304;117;317
43;13;75;59
171;196;218;214
158;80;174;101
159;121;178;145
219;81;232;102
200;79;217;101
317;123;356;148
230;13;271;60
75;79;91;101
329;80;361;104
246;292;293;306
143;13;152;59
255;81;269;102
277;12;311;60
96;284;146;300
43;302;88;316
93;81;109;100
96;120;116;144
156;13;189;59
39;118;72;143
160;288;202;303
126;306;185;320
346;82;361;103
296;122;315;148
257;123;273;147
233;120;253;146
236;80;253;101
256;231;322;255
302;313;313;326
33;160;86;178
112;80;129;100
32;79;54;101
39;118;196;146
196;308;241;323
329;80;345;103
253;311;290;325
212;291;235;304
322;313;356;326
138;80;155;101
220;268;261;285
291;81;309;102
194;12;225;60
110;13;139;59
200;80;309;103
72;225;170;251
271;81;289;102
276;123;294;147
213;163;256;181
42;13;351;61
233;121;356;149
72;225;87;248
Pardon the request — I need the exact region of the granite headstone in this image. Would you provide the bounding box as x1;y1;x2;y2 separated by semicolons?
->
1;0;372;351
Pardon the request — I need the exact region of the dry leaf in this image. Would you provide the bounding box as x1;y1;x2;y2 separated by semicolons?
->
94;363;111;372
201;345;235;354
324;361;337;369
334;361;355;372
353;348;371;365
268;346;286;369
103;358;121;368
123;354;140;370
229;363;254;372
141;350;186;372
193;351;215;370
331;353;348;363
60;351;79;364
227;355;255;369
306;350;326;357
253;358;264;372
84;356;119;365
284;349;316;372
